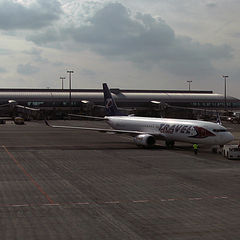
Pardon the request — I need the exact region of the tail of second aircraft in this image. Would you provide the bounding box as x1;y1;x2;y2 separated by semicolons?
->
103;83;126;116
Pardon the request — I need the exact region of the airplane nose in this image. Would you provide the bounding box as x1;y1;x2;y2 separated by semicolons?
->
230;133;234;141
227;132;234;143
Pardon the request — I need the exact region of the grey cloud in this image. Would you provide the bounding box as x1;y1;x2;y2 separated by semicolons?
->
23;48;42;56
23;48;49;63
17;64;40;75
0;0;62;30
26;28;64;48
28;2;233;77
81;68;96;77
206;3;218;8
52;61;65;67
70;3;175;56
0;67;7;73
0;48;12;55
159;37;232;76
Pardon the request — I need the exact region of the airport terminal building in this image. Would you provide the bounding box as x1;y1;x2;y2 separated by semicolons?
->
0;88;239;119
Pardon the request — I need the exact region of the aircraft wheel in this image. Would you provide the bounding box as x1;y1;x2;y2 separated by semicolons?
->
212;147;217;153
165;140;175;149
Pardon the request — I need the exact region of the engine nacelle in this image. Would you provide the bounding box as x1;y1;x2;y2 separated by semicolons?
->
134;134;156;147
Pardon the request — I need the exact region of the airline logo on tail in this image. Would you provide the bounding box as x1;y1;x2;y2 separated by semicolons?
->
105;98;113;109
103;83;126;116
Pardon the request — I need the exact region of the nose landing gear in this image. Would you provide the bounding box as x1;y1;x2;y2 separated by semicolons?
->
211;145;223;154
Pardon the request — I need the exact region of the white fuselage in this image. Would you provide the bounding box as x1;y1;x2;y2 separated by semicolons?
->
106;116;234;146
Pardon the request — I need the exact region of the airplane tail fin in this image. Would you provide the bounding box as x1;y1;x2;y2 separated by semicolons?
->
103;83;126;116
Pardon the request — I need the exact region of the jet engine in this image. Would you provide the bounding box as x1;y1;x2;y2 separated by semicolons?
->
134;134;156;147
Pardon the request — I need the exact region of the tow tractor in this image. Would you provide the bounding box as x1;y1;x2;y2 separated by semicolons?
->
223;145;240;160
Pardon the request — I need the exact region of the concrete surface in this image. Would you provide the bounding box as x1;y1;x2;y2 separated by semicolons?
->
0;120;239;240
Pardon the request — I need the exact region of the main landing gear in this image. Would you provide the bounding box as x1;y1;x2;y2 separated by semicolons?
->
165;140;175;149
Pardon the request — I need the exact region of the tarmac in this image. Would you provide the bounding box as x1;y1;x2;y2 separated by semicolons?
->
0;120;240;240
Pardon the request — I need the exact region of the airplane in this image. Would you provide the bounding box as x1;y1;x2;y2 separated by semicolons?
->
45;83;234;149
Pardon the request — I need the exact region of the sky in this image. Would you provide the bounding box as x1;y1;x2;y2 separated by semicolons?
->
0;0;240;98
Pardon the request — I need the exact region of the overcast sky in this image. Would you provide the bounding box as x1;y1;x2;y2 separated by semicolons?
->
0;0;240;97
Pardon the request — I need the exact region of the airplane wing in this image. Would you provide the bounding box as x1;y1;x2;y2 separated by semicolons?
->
68;114;106;121
16;105;40;111
69;113;135;120
45;120;166;138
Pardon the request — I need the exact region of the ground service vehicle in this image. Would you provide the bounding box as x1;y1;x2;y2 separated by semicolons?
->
14;117;24;125
223;145;240;159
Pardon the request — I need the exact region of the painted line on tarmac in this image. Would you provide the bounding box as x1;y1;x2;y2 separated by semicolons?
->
11;204;29;207
104;201;120;204
132;200;149;203
188;197;202;201
167;198;177;201
2;145;55;205
0;195;230;209
43;203;60;206
73;202;90;205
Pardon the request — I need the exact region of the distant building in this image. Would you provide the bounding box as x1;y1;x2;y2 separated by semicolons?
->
0;88;239;119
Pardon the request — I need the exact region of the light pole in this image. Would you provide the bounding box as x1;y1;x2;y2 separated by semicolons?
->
222;75;229;111
67;70;74;107
60;77;66;90
187;80;192;91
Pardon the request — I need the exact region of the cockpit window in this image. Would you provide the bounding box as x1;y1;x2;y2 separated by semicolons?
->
212;129;228;132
